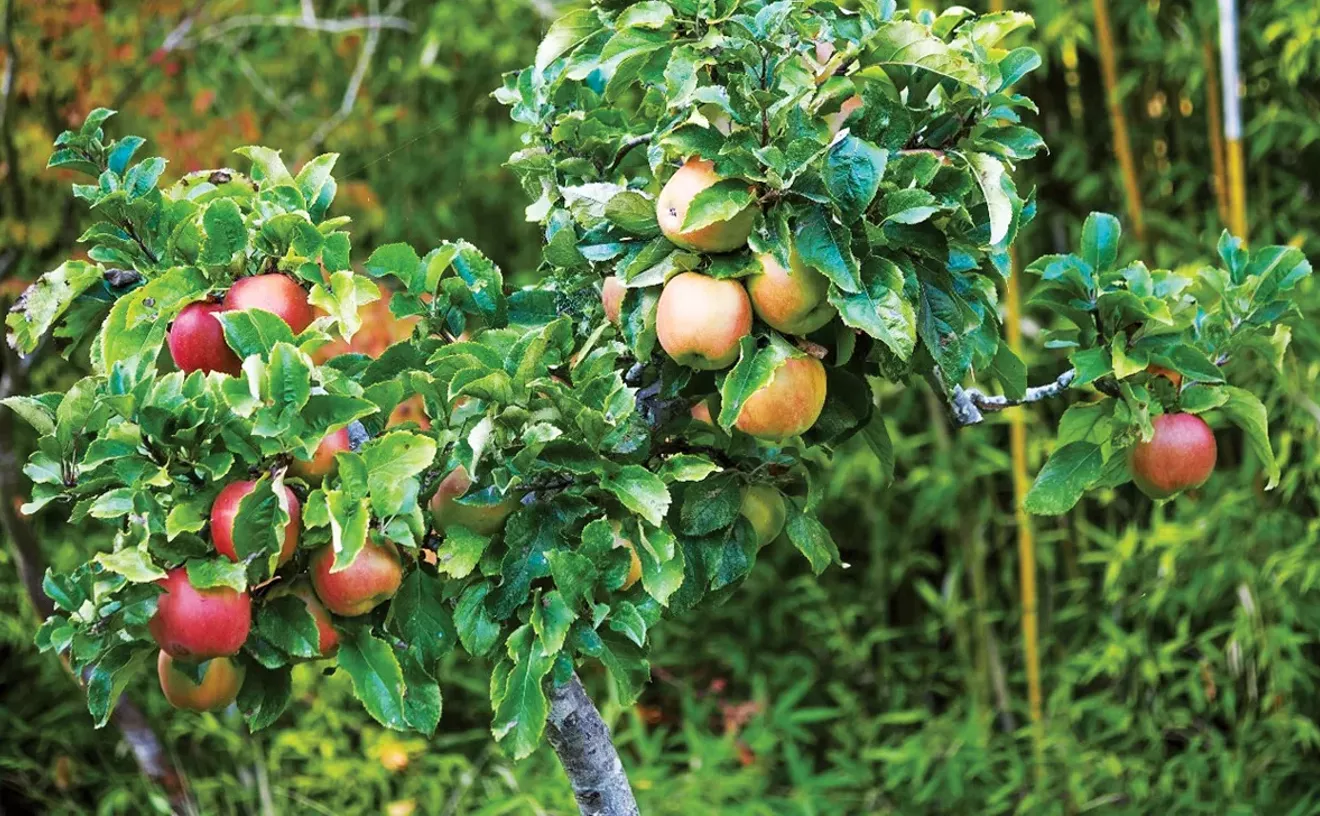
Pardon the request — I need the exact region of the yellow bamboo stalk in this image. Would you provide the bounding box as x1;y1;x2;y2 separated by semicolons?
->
1201;38;1230;227
1219;0;1248;242
991;0;1046;787
1091;0;1147;246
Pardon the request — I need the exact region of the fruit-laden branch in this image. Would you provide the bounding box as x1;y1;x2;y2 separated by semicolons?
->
0;347;195;815
544;674;640;816
949;369;1077;426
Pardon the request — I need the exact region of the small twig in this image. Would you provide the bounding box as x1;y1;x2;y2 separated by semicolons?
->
606;135;650;173
949;369;1076;426
183;11;413;45
303;0;400;152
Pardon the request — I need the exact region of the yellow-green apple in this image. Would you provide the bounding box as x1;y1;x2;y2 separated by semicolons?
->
157;651;245;712
746;250;836;335
656;272;752;370
656;158;758;252
739;484;787;547
429;465;522;536
734;356;827;440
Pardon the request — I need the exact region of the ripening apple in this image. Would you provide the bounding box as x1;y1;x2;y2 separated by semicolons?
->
656;272;752;370
747;250;836;335
656;158;759;253
825;95;864;137
266;579;339;657
739;485;787;548
611;521;643;591
1147;364;1183;389
1128;412;1217;499
157;651;245;712
690;397;717;427
734;356;828;440
429;465;522;536
210;480;301;565
290;427;352;483
149;567;252;659
602;276;626;325
309;539;404;617
168;301;241;376
387;396;432;430
223;273;315;334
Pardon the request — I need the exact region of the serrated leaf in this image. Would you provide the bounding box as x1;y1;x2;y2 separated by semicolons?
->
1023;441;1104;515
338;628;408;730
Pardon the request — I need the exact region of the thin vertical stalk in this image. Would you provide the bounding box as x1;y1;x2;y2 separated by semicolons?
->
1201;36;1230;227
1218;0;1248;241
990;0;1045;785
1091;0;1147;247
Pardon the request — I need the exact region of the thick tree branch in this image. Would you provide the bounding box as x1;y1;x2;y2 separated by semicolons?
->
545;674;640;816
0;347;194;814
949;369;1076;426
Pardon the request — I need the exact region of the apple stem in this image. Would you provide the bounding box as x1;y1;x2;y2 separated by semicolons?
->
545;673;640;816
949;368;1077;426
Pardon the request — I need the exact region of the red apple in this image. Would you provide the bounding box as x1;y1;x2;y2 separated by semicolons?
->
168;301;241;376
210;480;301;565
309;539;403;617
157;651;245;712
1128;413;1217;499
224;274;315;334
149;567;252;659
290;427;352;483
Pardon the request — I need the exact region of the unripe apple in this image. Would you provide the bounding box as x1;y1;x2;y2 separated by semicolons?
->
168;301;241;376
210;480;301;565
747;250;836;335
734;356;828;440
602;276;626;325
157;651;245;712
290;427;352;483
224;274;315;334
611;521;643;591
1128;412;1217;499
309;539;403;617
739;485;787;548
149;567;252;659
267;579;339;657
656;158;758;253
429;465;522;536
656;272;752;370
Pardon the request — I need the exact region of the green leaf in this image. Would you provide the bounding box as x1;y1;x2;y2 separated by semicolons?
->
865;21;983;88
828;258;916;360
965;153;1015;245
257;595;322;659
604;191;661;237
823;136;887;220
794;207;862;293
217;309;297;360
1;395;59;435
454;583;502;657
434;525;489;579
199;199;248;267
185;558;248;592
783;501;838;575
546;549;598;612
338;628;408;730
1023;441;1104;515
399;650;442;736
490;625;554;760
360;431;438;516
988;341;1027;401
718;336;794;430
237;664;292;731
389;570;457;665
679;179;755;234
4;261;104;353
94;547;166;583
87;646;149;728
235;146;294;186
535;8;599;71
1217;386;1278;489
364;243;423;292
531;590;575;655
656;454;721;483
1081;212;1121;273
601;465;671;527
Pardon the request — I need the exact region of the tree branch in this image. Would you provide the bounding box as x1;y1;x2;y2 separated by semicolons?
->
0;0;27;219
545;673;640;816
302;0;401;153
949;369;1076;426
184;11;414;45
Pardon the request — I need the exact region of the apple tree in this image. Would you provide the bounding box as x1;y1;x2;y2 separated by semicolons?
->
2;2;1309;815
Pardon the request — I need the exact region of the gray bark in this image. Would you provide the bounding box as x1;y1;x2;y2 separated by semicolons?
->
545;674;640;816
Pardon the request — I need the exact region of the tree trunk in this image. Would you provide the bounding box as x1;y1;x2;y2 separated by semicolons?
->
544;673;640;816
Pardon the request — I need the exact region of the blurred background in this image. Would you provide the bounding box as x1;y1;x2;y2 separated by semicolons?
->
2;1;1319;813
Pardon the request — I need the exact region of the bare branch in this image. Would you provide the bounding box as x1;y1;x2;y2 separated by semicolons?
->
302;0;400;153
112;0;208;110
545;673;640;816
949;369;1076;426
0;0;27;218
184;11;413;46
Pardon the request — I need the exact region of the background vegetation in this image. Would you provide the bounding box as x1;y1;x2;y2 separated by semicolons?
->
1;0;1316;813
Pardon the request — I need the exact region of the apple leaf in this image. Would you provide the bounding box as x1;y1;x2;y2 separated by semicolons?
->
337;628;408;731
